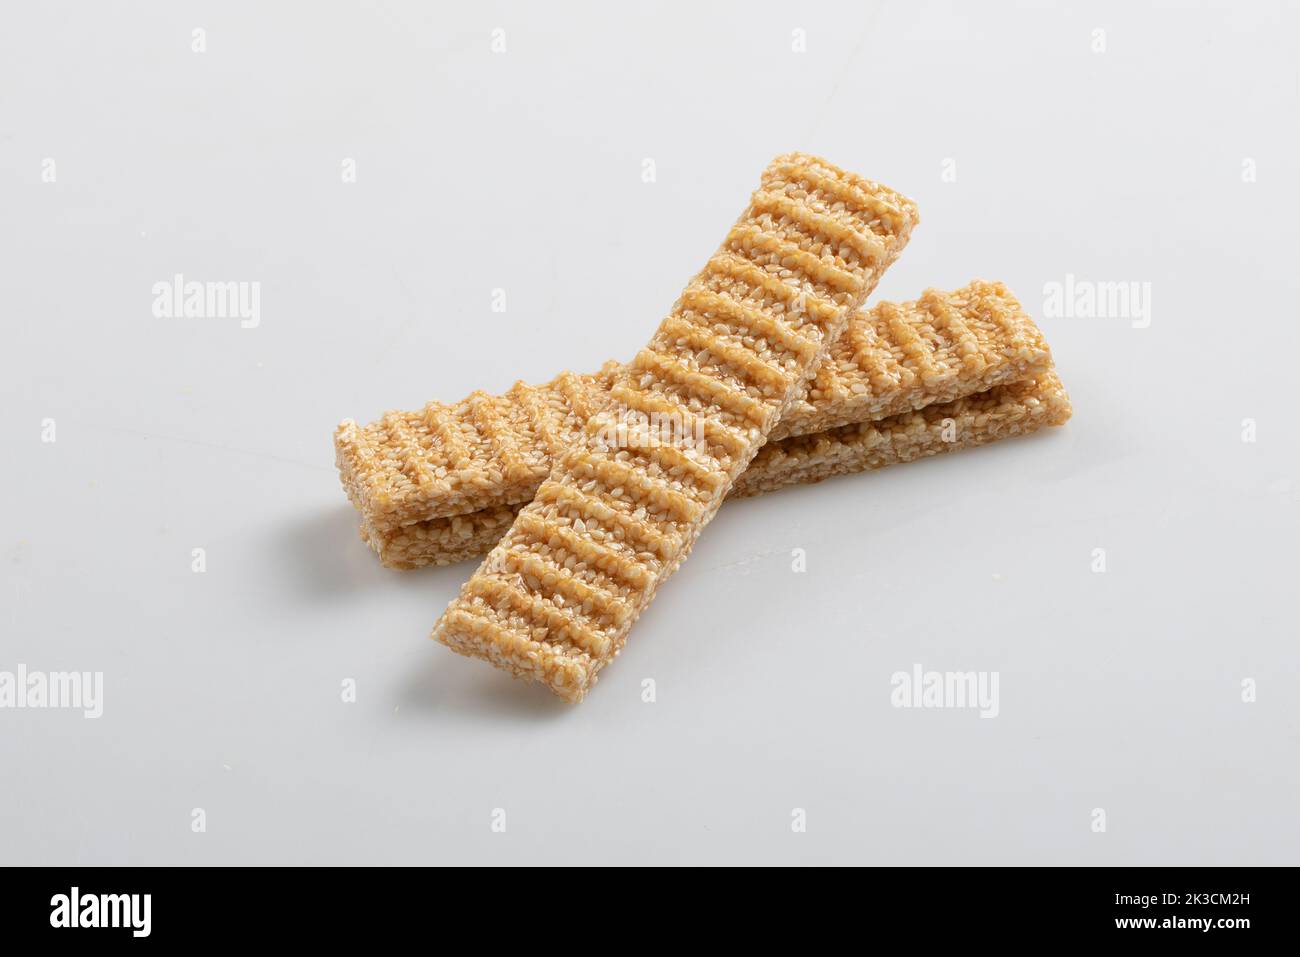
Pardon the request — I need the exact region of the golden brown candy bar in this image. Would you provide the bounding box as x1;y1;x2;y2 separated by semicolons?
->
431;153;919;701
336;280;1050;530
362;370;1071;568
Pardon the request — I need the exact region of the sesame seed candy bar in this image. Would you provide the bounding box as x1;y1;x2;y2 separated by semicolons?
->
430;153;919;701
361;369;1071;569
335;280;1050;530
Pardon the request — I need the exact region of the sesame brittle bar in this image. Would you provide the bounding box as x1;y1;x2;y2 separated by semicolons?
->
335;280;1051;530
430;153;919;701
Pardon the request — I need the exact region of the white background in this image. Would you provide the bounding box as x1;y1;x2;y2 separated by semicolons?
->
2;0;1297;865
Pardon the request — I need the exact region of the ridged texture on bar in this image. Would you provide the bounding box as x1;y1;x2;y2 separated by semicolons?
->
362;369;1071;568
430;153;920;701
336;280;1048;529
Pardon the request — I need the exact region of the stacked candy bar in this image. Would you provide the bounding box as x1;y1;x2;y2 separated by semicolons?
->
333;154;1072;701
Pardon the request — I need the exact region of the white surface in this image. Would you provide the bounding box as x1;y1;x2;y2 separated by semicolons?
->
2;0;1297;866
